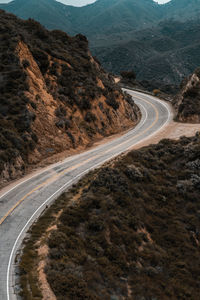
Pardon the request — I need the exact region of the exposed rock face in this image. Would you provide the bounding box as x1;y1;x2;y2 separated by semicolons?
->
173;68;200;123
0;10;140;183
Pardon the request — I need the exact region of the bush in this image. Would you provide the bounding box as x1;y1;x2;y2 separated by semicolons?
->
22;59;30;69
84;112;97;123
106;96;119;110
153;89;161;96
55;106;66;118
120;70;136;80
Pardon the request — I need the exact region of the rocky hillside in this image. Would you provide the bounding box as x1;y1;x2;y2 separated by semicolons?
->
173;68;200;123
19;133;200;299
0;10;140;183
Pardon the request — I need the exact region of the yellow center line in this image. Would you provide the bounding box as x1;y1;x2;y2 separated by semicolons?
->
0;155;99;226
102;95;159;154
0;94;159;226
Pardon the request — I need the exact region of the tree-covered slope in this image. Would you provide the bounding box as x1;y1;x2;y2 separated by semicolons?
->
0;0;78;34
163;0;200;21
0;0;162;37
1;0;200;89
94;19;200;88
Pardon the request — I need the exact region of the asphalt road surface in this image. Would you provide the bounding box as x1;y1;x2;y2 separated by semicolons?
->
0;90;172;300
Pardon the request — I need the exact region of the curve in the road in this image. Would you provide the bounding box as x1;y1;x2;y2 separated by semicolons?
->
0;90;172;300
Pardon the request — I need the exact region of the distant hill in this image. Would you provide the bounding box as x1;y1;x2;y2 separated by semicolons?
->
94;19;200;90
0;10;139;183
0;0;162;37
20;132;200;299
1;0;200;88
1;0;200;41
164;0;200;21
0;0;78;34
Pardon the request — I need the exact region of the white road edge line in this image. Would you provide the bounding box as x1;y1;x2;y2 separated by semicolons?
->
6;92;172;300
6;155;127;300
0;94;147;201
124;93;172;150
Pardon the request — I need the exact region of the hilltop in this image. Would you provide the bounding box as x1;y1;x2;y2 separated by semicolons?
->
0;0;162;37
1;0;200;39
164;0;200;21
0;10;140;183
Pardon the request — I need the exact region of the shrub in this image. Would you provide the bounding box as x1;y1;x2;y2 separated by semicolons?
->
31;48;49;74
54;106;66;118
84;112;97;123
67;131;75;146
106;96;119;110
120;70;136;80
153;89;161;96
22;59;30;69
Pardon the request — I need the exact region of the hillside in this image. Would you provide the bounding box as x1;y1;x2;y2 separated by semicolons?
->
94;19;200;90
0;0;78;34
173;68;200;123
19;133;200;299
164;0;200;21
0;10;140;183
0;0;162;38
2;0;200;40
1;0;200;88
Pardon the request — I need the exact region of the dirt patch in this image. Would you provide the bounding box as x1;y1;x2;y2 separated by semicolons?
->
131;120;200;151
37;244;56;300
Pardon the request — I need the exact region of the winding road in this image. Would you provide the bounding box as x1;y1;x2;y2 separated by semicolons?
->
0;90;172;300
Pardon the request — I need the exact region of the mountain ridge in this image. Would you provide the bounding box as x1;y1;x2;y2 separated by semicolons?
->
94;18;200;89
1;0;200;87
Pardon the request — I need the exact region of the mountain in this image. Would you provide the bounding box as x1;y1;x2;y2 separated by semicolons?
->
0;0;78;34
0;10;140;183
2;0;200;38
164;0;200;21
0;0;162;38
173;68;200;123
94;19;200;90
75;0;162;38
20;133;200;299
1;0;200;88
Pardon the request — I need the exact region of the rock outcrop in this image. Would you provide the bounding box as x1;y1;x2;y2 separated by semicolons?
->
173;68;200;123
